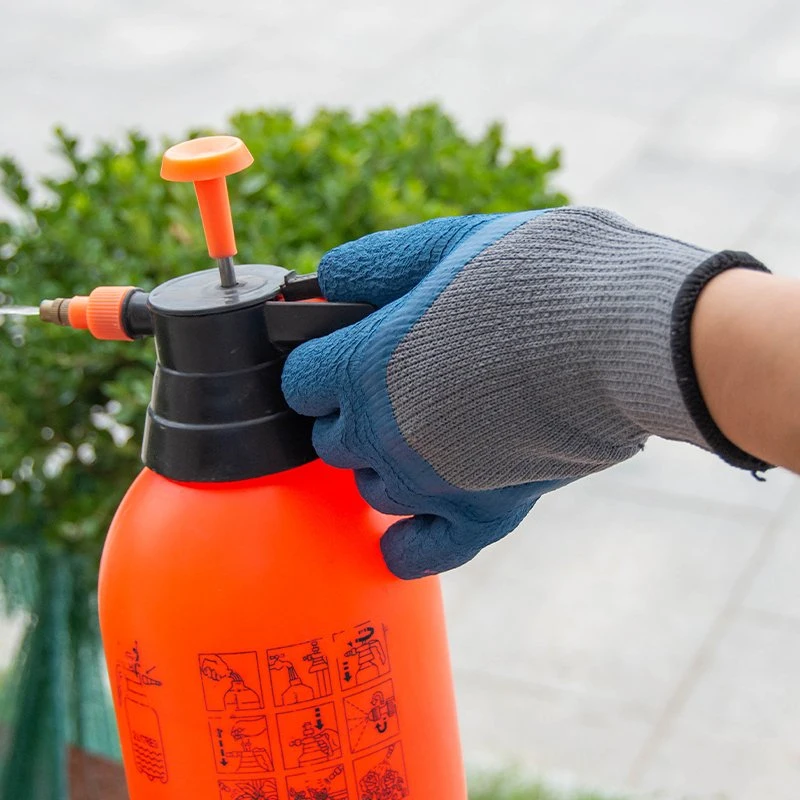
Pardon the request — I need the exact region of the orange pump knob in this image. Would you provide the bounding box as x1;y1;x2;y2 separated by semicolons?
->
160;136;254;259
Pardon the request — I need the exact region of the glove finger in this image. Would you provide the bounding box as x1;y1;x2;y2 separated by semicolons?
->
354;468;417;516
380;503;535;580
282;304;389;417
281;325;353;417
380;515;485;579
311;414;372;471
319;215;500;307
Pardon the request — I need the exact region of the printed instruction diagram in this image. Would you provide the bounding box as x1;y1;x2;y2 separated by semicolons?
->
267;638;333;706
210;715;275;774
199;651;264;712
285;762;349;800
218;777;279;800
117;641;168;784
355;742;410;800
334;624;391;689
344;679;399;753
277;701;342;770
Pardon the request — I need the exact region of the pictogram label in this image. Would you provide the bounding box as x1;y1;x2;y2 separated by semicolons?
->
354;742;410;800
209;715;275;774
333;623;391;690
117;641;168;783
126;697;168;783
344;679;399;753
199;651;264;712
267;638;333;707
277;701;342;770
285;762;349;800
200;620;408;797
218;778;279;800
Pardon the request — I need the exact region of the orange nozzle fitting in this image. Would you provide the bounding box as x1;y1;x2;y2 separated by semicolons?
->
160;136;253;287
39;286;135;341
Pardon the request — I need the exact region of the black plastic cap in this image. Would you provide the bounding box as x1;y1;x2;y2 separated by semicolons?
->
142;265;317;482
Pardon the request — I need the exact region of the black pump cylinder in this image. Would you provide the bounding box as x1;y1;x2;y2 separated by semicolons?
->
142;264;316;482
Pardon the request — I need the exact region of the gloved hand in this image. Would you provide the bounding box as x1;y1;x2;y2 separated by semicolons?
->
282;207;769;579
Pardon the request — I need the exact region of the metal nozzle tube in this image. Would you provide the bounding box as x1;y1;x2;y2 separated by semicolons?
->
217;257;237;288
39;298;72;326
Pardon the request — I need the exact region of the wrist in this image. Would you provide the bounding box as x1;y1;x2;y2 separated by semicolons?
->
691;268;800;473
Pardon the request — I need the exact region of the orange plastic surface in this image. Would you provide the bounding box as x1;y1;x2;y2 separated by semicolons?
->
160;136;253;183
67;287;134;340
88;286;135;341
160;136;253;259
98;458;466;799
67;295;89;329
193;178;236;259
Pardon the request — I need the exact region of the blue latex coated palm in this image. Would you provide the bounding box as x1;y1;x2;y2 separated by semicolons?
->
282;212;570;579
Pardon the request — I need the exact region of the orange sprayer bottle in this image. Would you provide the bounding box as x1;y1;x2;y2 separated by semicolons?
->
41;137;467;799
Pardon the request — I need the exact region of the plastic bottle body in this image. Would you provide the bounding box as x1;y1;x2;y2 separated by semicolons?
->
98;458;466;799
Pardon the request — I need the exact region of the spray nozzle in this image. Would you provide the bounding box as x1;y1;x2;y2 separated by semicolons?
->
38;287;152;340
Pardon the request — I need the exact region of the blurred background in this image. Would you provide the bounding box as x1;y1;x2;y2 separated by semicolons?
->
2;0;800;798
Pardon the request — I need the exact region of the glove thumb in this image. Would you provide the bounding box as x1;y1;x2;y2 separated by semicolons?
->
318;214;500;307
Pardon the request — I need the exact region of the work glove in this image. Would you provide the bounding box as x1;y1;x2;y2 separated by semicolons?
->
282;207;769;579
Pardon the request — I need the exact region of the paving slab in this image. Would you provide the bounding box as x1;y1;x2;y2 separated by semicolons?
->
634;610;800;800
444;478;765;715
743;490;800;622
454;669;654;791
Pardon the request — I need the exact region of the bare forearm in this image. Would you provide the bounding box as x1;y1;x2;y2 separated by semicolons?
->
692;269;800;473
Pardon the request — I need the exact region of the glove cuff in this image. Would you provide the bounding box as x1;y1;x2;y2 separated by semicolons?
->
671;251;772;473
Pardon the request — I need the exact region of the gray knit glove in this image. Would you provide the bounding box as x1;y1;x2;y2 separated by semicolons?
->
283;207;770;578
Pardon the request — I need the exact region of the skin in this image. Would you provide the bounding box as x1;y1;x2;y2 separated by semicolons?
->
692;269;800;474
